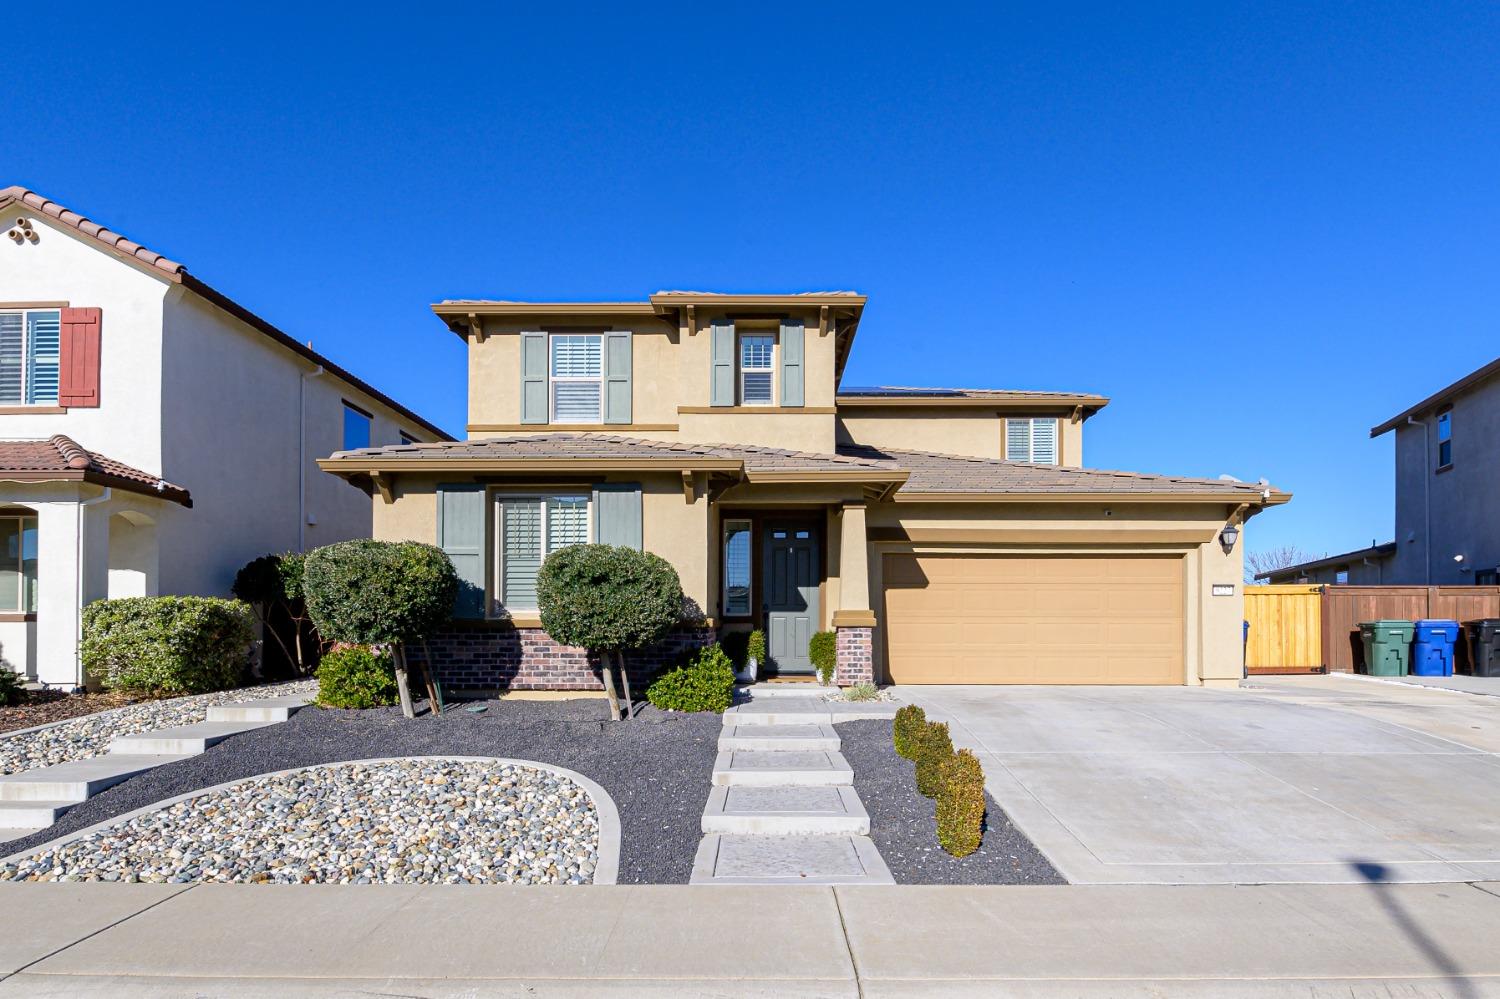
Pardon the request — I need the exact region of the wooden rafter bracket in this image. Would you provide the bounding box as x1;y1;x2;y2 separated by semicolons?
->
371;471;395;504
469;313;486;343
682;469;697;503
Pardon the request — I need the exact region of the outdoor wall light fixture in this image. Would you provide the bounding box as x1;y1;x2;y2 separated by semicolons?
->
1219;524;1240;553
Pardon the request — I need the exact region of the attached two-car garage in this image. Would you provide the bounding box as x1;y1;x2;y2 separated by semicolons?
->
881;553;1185;684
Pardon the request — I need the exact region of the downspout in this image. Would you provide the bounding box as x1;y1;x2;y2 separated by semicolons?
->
74;487;113;690
1408;416;1430;583
299;365;326;552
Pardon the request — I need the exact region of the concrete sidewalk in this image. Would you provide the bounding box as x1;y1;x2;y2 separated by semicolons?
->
3;882;1500;996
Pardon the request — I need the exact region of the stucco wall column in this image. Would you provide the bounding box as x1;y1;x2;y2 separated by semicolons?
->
837;502;870;613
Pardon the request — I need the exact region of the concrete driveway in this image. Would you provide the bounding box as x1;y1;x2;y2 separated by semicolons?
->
898;676;1500;885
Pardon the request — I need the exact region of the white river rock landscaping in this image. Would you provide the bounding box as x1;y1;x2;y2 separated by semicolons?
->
0;759;600;885
0;680;316;776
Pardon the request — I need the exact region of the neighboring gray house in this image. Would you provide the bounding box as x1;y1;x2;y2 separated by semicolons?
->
1261;356;1500;586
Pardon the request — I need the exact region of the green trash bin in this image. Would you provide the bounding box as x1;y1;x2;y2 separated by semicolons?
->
1359;620;1416;676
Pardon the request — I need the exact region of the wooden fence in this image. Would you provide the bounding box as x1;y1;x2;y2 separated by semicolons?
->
1246;585;1500;674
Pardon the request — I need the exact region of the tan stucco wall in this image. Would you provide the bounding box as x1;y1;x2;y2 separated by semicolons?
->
837;409;1086;466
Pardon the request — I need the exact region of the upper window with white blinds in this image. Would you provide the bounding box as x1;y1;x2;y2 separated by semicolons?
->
550;334;603;422
739;334;774;405
0;310;61;406
496;494;591;612
1005;417;1059;464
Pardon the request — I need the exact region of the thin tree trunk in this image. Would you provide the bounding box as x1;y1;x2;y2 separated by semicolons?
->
393;645;415;719
253;604;295;678
616;650;634;720
419;640;442;716
598;652;622;722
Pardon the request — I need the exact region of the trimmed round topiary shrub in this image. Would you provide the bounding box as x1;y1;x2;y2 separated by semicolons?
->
317;644;399;709
936;748;986;857
81;596;256;696
809;630;836;684
646;643;736;713
302;540;458;645
913;720;955;798
893;704;926;759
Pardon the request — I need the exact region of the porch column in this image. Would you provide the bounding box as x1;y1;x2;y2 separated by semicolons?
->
833;502;875;686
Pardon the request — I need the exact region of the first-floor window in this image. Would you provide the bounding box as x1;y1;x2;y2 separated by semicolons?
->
1005;417;1058;464
0;513;38;614
495;495;590;611
723;519;752;616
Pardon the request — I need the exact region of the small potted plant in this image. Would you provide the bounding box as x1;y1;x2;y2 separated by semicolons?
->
745;629;766;683
809;630;836;686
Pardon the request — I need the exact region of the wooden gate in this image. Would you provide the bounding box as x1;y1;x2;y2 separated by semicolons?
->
1245;585;1324;674
1321;585;1500;672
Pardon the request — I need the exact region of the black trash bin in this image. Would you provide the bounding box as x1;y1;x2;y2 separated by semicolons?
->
1468;620;1500;677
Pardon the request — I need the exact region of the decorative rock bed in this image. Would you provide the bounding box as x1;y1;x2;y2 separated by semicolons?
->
0;758;603;885
0;679;316;776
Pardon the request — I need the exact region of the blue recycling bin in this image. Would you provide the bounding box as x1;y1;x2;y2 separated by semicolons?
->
1411;619;1460;677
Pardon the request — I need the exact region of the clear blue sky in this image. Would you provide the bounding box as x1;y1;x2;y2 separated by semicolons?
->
6;3;1497;561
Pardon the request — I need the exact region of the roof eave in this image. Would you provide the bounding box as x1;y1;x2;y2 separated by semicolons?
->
318;456;746;476
0;469;192;507
890;489;1289;505
836;395;1110;411
1370;356;1500;437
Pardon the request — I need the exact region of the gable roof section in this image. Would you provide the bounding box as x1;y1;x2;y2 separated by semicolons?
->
1370;356;1500;437
0;435;191;506
0;185;450;442
838;386;1110;411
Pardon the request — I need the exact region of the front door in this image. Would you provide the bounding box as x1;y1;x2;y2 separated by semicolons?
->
763;521;820;674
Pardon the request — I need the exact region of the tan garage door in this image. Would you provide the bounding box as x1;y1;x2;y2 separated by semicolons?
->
883;553;1184;684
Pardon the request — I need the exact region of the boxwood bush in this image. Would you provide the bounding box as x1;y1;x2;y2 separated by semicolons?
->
81;596;256;696
809;630;836;684
936;748;986;857
646;643;736;713
317;644;399;709
302;540;457;644
893;704;926;759
913;720;955;798
538;545;683;653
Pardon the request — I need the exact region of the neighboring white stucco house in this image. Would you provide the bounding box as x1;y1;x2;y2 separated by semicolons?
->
0;186;449;688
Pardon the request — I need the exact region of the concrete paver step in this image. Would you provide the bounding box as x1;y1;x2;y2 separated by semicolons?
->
711;749;854;787
0;799;80;829
206;695;310;723
722;700;834;726
717;723;840;752
734;683;827;699
0;754;192;803
108;720;275;756
701;785;870;835
690;833;896;885
825;701;900;721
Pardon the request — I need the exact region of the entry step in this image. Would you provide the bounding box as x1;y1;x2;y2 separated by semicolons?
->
108;720;274;756
701;785;870;835
718;723;840;752
0;754;191;803
0;799;80;830
711;749;854;787
734;683;826;699
206;695;310;723
690;833;895;885
723;701;834;726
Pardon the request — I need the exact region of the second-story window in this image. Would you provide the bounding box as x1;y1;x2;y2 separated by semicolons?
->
1005;417;1058;464
739;334;775;405
343;402;372;451
551;334;603;422
0;310;61;406
1437;409;1452;468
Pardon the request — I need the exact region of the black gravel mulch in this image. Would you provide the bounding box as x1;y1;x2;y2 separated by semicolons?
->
835;719;1064;884
0;698;720;884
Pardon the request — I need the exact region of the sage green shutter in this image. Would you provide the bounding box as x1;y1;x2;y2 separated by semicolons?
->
593;483;642;550
437;484;487;618
603;330;632;424
779;317;804;407
710;320;735;407
520;331;548;424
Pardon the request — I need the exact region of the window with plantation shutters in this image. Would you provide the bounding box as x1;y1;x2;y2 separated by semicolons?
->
0;310;61;405
1005;417;1058;464
550;334;603;422
495;494;591;611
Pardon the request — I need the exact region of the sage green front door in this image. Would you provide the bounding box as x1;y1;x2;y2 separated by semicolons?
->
763;522;820;674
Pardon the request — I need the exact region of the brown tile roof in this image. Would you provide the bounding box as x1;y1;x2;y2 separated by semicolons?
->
837;443;1284;500
0;185;450;442
0;436;192;506
838;386;1107;402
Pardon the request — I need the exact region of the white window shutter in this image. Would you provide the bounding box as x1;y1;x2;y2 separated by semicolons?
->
1031;419;1057;464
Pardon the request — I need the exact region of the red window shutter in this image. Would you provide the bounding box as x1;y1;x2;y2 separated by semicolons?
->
58;307;102;408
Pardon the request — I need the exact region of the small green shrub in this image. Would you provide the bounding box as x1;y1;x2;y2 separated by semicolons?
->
809;630;836;684
893;704;926;759
913;720;954;798
646;643;736;713
936;749;986;857
302;540;458;645
746;629;766;664
842;682;880;702
317;645;399;709
81;596;256;696
0;668;24;706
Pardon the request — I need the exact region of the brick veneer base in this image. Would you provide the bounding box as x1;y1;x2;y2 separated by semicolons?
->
835;626;874;686
410;624;717;694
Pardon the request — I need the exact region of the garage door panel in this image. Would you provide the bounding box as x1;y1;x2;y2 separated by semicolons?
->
883;554;1183;685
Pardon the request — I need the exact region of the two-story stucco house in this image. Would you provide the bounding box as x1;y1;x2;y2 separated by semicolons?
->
0;186;448;688
321;293;1288;691
1261;356;1500;587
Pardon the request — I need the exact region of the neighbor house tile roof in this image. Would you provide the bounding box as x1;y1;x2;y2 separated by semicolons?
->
0;436;192;506
836;443;1281;499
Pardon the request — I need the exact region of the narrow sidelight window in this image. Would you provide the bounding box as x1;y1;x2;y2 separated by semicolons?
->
495;494;591;612
0;310;61;406
342;402;372;451
723;519;752;616
1005;417;1058;464
550;334;603;422
0;513;39;614
1437;409;1452;468
739;335;774;405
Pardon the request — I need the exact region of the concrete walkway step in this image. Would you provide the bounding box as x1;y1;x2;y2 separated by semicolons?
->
734;683;827;699
723;700;834;726
0;799;80;830
206;695;310;723
718;723;840;752
690;833;896;885
108;720;275;756
701;785;870;835
0;754;191;803
711;749;854;787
